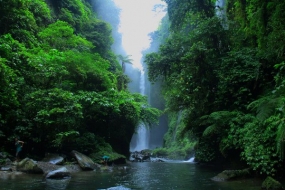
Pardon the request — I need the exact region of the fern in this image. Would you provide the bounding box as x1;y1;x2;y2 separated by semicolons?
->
200;111;238;137
247;96;282;121
202;124;217;136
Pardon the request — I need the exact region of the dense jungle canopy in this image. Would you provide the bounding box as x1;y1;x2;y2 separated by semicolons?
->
0;0;161;160
1;0;285;180
145;0;285;178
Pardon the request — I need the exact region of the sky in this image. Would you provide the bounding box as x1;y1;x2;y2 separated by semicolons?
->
113;0;166;70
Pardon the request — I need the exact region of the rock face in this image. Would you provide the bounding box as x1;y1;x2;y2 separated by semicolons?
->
211;168;251;181
261;176;284;190
130;151;151;162
45;167;70;179
71;150;99;170
16;158;43;174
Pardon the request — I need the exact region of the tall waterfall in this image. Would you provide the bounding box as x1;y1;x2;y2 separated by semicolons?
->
215;0;228;29
130;70;150;151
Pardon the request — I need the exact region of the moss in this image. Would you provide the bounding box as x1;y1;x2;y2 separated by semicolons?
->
212;168;252;181
261;176;284;190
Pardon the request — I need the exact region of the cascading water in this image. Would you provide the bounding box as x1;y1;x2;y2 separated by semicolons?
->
130;70;150;151
172;110;182;142
215;0;228;29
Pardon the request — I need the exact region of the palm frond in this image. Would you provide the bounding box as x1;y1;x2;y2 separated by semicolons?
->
117;54;133;64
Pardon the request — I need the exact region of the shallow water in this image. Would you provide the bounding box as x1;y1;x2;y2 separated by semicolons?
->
0;161;262;190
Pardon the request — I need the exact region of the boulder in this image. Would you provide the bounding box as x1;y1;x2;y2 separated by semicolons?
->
42;153;64;165
0;166;12;171
71;150;99;170
16;158;43;174
261;176;284;190
45;167;70;179
142;155;151;161
211;168;251;181
64;164;82;173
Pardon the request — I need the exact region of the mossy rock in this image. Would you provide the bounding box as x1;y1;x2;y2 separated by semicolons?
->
16;158;43;174
261;176;284;190
89;151;126;164
211;168;251;181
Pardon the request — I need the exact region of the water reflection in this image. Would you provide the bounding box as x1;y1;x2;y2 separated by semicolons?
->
45;178;71;190
0;162;262;190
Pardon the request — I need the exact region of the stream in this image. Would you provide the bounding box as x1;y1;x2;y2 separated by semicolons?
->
0;161;262;190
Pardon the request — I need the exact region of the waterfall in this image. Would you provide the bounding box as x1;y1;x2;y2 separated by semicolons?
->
215;0;228;29
172;110;182;142
130;70;150;151
184;157;195;163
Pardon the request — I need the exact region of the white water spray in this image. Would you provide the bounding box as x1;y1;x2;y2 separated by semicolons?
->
113;0;167;152
130;70;150;151
215;0;228;29
184;157;195;163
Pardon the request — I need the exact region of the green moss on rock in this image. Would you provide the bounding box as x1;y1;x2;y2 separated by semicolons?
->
261;176;284;190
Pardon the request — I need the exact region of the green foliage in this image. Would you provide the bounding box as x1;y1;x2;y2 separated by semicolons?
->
29;0;52;26
200;111;238;137
63;51;115;91
195;138;217;162
240;117;280;175
0;0;49;47
23;88;83;144
145;0;285;177
163;0;215;31
73;132;100;154
117;54;133;73
38;20;93;51
26;48;68;88
0;58;19;109
215;48;261;110
247;96;281;122
52;130;79;148
152;141;195;160
81;18;113;57
0;0;161;160
220;113;281;175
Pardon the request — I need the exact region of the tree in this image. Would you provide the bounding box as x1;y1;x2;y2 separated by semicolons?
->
117;54;133;73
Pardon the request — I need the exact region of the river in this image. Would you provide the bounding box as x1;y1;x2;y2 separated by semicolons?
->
0;161;262;190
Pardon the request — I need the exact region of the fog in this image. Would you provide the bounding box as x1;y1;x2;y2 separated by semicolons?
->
92;0;167;150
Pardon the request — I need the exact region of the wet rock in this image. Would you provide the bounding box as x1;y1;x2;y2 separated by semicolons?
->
261;176;284;190
45;167;70;179
151;158;165;162
142;155;151;161
0;166;12;171
211;168;251;181
16;158;44;174
71;150;100;170
42;153;64;165
64;164;82;173
37;161;62;173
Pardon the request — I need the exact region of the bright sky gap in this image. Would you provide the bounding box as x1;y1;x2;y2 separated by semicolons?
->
113;0;166;70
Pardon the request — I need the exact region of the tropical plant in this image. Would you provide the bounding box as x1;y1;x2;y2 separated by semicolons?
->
117;54;133;73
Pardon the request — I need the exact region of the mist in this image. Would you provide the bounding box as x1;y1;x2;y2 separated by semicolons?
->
92;0;168;150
